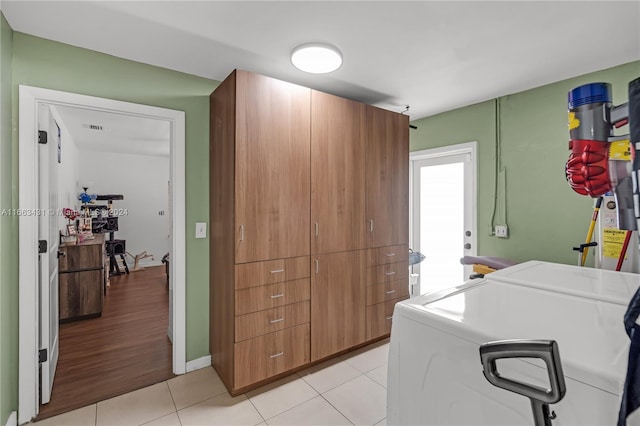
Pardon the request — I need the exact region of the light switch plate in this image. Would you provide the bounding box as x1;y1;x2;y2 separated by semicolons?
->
195;222;207;239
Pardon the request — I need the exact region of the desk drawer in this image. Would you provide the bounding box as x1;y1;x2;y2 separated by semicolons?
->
235;278;310;315
235;256;310;290
367;262;409;286
234;323;310;389
235;301;310;342
366;279;409;306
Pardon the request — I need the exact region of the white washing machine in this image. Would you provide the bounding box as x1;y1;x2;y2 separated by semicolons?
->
387;260;640;425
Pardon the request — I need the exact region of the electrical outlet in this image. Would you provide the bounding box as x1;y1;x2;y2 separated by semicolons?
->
495;225;508;238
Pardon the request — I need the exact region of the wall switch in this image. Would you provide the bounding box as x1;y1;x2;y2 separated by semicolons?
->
495;225;508;238
195;222;207;239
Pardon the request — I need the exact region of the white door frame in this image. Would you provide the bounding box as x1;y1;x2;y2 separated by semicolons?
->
409;141;478;285
18;85;187;424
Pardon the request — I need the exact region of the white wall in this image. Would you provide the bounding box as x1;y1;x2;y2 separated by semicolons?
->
79;150;169;267
51;107;80;237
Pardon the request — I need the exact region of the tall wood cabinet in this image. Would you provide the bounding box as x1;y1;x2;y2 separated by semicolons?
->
210;70;408;395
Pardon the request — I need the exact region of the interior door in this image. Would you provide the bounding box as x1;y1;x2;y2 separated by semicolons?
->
38;104;60;404
411;145;476;295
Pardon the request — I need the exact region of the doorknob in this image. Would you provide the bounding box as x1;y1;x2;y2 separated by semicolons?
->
464;243;471;249
465;231;471;237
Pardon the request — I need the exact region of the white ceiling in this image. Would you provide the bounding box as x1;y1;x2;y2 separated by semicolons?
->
2;1;640;152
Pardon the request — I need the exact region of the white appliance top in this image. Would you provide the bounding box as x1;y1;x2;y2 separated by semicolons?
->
396;261;640;396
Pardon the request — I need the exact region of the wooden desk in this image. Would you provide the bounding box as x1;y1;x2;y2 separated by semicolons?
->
59;234;106;322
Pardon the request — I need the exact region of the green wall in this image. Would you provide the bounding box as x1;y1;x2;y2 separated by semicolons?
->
10;33;219;364
0;12;16;426
410;61;640;265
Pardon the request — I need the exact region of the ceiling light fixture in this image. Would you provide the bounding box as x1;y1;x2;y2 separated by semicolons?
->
291;43;342;74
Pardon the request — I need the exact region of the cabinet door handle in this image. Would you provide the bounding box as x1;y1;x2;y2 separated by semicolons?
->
385;253;396;257
269;352;284;359
269;317;284;324
240;224;244;241
385;271;396;276
385;290;396;294
385;316;393;321
315;222;319;237
270;293;284;299
369;219;374;232
270;269;284;274
315;259;319;274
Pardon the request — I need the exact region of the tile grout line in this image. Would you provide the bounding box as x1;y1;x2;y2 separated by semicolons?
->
246;395;267;425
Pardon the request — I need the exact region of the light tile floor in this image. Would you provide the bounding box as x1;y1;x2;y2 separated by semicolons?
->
34;340;390;426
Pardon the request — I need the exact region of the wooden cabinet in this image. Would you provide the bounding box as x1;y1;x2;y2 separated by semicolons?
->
311;91;366;254
210;70;408;395
365;244;409;340
366;105;410;248
59;234;105;321
311;250;366;361
235;71;310;264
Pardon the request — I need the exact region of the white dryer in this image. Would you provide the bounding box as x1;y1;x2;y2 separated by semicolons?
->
387;260;640;425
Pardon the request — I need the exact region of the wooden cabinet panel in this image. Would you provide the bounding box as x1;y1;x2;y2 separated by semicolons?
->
367;244;409;266
59;270;104;321
367;262;409;286
366;279;410;306
366;296;408;340
235;301;310;342
235;256;310;290
234;324;310;389
311;250;366;361
365;106;409;248
235;279;310;316
235;71;311;263
311;90;366;255
59;243;103;271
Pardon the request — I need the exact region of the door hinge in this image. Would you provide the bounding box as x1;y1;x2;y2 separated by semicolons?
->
38;240;47;254
38;349;48;363
38;130;48;144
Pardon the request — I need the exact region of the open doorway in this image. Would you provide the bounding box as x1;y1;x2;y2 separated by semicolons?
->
18;86;186;424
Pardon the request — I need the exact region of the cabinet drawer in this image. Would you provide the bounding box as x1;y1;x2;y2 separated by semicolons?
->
367;245;408;266
366;297;408;341
235;278;310;315
235;301;310;342
367;262;408;285
235;256;310;290
234;323;310;389
59;243;104;272
366;279;409;306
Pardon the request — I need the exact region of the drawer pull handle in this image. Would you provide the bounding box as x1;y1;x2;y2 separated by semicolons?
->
385;271;396;276
270;269;285;274
269;317;284;324
315;222;319;237
270;293;284;299
369;219;374;232
385;316;393;320
385;290;396;294
240;225;244;241
269;352;284;359
385;253;396;257
315;259;319;274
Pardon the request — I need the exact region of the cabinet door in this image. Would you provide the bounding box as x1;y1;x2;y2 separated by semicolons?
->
311;91;366;254
366;106;409;248
311;250;366;361
235;71;311;263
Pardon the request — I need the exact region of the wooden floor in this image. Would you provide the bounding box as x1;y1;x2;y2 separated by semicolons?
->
37;265;173;421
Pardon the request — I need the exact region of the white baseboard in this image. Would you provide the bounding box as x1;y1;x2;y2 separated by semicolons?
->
5;411;16;426
186;355;211;373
